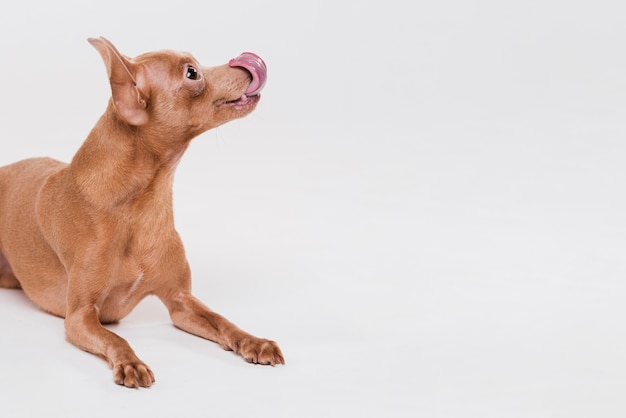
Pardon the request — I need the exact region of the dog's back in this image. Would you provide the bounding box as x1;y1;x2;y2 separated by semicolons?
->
0;157;66;242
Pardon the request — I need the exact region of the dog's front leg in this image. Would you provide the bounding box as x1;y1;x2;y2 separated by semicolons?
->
161;292;285;365
65;305;155;388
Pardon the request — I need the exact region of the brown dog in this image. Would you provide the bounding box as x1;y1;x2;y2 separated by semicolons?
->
0;37;283;388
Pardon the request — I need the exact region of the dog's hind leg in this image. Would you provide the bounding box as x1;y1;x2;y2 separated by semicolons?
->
0;250;20;289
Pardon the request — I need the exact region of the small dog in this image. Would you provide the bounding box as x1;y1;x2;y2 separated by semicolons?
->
0;37;283;388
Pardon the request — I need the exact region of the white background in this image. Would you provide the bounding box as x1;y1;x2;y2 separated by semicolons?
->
0;1;625;417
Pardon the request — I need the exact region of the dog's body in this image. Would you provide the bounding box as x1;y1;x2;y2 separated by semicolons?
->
0;37;283;388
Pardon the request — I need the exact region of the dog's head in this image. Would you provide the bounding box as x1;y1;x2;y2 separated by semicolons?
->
88;37;266;140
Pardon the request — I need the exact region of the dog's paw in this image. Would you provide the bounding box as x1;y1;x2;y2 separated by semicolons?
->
223;337;285;366
112;361;155;388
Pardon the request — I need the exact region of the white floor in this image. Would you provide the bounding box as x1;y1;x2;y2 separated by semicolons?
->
1;1;625;417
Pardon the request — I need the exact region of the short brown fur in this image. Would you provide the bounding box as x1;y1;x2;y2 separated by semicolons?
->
0;37;283;388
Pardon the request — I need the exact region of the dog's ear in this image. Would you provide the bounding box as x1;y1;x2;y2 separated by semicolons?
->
88;37;149;126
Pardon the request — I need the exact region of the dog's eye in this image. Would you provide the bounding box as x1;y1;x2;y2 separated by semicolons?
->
186;66;199;80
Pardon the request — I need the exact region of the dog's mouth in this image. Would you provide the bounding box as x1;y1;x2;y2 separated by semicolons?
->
221;93;260;108
228;52;267;96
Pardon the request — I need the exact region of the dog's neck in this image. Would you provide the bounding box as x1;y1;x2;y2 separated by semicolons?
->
68;104;190;210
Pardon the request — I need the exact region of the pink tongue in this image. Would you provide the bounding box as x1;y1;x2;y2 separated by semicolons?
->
228;52;267;96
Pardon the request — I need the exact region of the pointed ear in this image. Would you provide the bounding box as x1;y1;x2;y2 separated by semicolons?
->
88;37;149;126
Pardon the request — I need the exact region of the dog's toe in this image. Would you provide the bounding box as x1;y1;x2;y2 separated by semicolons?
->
236;337;284;366
259;340;285;366
113;361;155;388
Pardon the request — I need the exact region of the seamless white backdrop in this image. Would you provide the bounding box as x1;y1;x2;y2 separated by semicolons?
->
1;1;625;417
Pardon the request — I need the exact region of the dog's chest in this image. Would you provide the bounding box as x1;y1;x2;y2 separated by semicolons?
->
125;270;145;298
99;266;148;321
117;199;174;262
98;205;179;320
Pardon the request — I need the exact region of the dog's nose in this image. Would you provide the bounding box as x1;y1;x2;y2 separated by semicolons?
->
228;52;267;96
